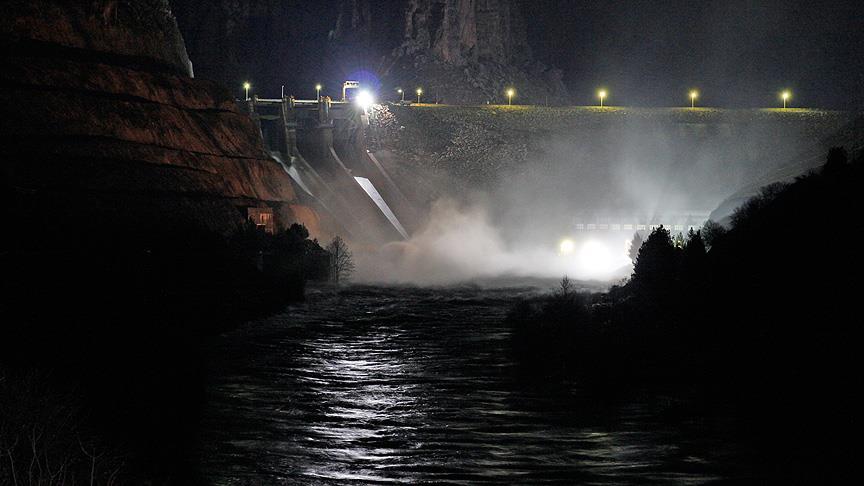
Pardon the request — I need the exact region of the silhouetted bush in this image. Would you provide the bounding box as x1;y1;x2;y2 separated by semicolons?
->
508;146;863;398
1;209;329;482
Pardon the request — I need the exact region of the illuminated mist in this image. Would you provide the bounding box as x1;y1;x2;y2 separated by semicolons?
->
357;107;844;285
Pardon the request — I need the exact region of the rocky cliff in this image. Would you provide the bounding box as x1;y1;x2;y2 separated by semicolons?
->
170;0;567;105
385;0;567;104
1;0;325;239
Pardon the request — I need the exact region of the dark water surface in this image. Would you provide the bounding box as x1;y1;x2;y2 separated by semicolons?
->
199;285;760;484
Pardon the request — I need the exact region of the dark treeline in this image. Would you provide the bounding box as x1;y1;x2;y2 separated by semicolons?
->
0;207;330;483
509;147;863;481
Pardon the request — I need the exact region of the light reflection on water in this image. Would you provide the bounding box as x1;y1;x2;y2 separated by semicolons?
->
200;285;754;484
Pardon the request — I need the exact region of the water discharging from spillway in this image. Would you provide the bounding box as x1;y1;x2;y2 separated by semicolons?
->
199;285;763;483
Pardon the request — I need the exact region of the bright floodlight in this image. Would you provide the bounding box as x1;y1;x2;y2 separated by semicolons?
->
356;90;374;110
416;88;423;103
559;238;576;255
598;89;607;107
506;88;515;105
243;82;251;100
578;240;614;277
781;90;791;108
690;90;699;108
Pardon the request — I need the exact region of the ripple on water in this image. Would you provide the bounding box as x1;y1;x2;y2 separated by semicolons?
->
200;285;756;484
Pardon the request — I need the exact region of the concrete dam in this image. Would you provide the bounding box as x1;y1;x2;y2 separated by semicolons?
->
243;96;417;245
244;99;856;246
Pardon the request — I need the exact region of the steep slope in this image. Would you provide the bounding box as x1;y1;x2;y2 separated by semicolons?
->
0;0;327;239
171;0;567;105
709;112;864;222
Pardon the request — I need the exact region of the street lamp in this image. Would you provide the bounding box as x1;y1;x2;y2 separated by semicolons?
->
243;82;251;101
315;84;322;100
416;88;423;103
689;90;699;108
397;88;404;102
781;90;791;109
506;88;515;106
598;89;607;107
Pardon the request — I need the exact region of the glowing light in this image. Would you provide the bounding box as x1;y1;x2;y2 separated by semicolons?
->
689;90;699;108
315;83;322;99
506;88;515;105
243;82;251;100
578;240;614;277
356;90;375;110
598;89;607;107
781;90;791;108
416;88;423;103
397;88;404;102
559;238;576;255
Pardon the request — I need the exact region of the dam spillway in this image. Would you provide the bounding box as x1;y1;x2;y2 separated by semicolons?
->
242;96;415;244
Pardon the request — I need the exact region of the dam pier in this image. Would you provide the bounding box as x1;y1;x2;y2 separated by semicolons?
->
241;93;413;244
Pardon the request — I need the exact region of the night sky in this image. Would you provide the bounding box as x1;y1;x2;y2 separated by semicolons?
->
528;0;864;108
174;0;864;109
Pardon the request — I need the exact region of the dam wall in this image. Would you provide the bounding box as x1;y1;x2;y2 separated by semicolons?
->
373;104;857;239
247;97;415;244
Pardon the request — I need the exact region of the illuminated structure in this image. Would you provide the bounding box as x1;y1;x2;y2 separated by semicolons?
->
316;83;322;100
690;90;699;108
506;88;515;106
781;90;791;109
598;89;607;107
243;81;251;101
397;88;404;102
342;81;360;101
416;88;423;103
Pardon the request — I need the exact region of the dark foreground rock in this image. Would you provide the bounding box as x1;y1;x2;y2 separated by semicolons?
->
0;1;332;483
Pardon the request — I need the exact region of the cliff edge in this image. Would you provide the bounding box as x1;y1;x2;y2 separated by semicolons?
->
1;0;325;239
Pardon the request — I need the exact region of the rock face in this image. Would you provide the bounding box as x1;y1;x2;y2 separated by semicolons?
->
348;0;569;105
169;0;567;105
1;0;325;238
399;0;530;68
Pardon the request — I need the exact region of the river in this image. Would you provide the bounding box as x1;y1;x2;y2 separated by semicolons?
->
198;284;762;484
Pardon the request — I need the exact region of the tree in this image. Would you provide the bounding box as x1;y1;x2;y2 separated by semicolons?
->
558;274;574;297
630;225;679;293
823;146;849;176
628;232;643;263
681;229;708;292
327;236;355;283
701;220;727;250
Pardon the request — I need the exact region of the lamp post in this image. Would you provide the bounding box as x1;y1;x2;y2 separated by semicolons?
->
690;90;699;108
416;88;423;103
506;88;515;106
315;84;322;100
598;89;607;107
243;82;251;101
397;88;404;102
781;90;791;109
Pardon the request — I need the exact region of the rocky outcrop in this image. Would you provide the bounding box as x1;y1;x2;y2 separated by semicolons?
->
169;0;567;105
366;0;568;105
1;0;326;238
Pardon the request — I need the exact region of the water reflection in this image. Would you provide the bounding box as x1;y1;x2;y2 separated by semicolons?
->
200;285;754;484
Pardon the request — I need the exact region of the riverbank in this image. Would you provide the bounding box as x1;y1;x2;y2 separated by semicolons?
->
0;221;329;483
